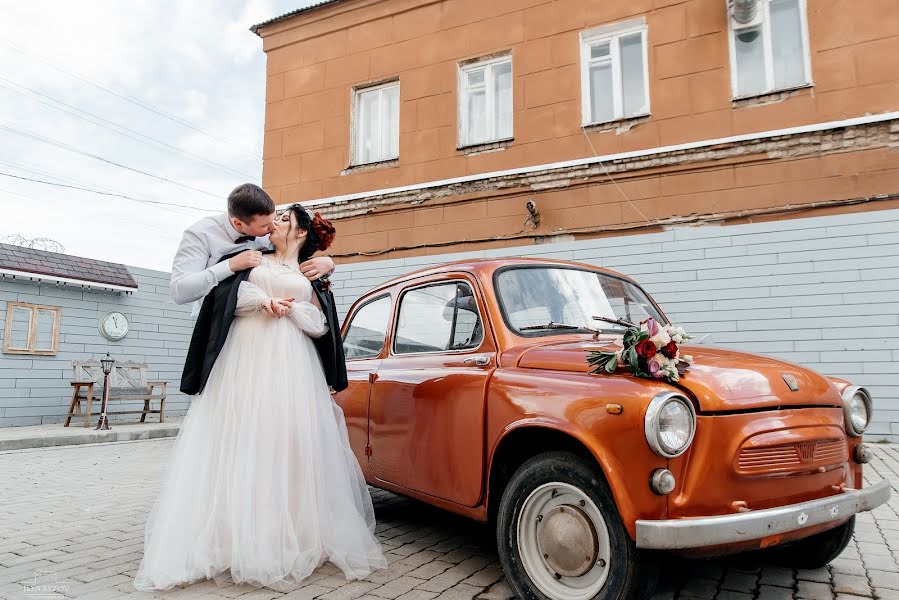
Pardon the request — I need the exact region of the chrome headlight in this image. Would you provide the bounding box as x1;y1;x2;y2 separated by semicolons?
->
645;392;697;458
841;386;872;437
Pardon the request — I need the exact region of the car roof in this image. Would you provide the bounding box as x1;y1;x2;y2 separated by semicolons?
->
361;257;639;297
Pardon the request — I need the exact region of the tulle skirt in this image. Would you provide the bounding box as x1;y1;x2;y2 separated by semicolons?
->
133;313;387;592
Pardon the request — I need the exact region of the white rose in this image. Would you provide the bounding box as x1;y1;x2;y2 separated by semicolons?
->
650;328;671;348
683;354;693;364
667;326;687;344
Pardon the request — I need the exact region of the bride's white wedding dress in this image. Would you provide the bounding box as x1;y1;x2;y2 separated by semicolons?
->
133;256;386;592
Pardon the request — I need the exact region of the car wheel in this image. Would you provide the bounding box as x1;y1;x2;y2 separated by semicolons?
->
496;451;657;600
765;516;855;569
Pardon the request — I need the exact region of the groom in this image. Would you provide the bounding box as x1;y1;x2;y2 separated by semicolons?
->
170;183;335;316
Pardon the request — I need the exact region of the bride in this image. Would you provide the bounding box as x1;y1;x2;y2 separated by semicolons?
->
133;204;387;592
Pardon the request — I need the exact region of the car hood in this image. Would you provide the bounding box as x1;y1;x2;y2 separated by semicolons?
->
515;340;842;412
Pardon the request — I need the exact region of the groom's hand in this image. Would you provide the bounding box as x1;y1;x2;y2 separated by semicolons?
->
229;250;263;272
300;256;335;281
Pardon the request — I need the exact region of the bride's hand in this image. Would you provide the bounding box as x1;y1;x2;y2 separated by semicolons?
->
262;297;295;318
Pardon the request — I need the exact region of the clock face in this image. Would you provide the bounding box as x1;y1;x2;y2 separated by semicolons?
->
101;312;129;340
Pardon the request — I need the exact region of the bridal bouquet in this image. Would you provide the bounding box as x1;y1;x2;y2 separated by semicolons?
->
586;318;693;384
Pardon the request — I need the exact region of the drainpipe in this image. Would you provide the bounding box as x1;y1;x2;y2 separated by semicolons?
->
731;0;759;24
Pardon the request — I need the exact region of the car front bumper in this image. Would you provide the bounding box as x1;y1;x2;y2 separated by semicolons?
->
636;479;891;550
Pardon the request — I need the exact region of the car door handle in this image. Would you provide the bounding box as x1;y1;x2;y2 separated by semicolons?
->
464;355;491;366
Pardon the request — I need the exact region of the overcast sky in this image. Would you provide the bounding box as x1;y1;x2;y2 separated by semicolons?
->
0;0;315;271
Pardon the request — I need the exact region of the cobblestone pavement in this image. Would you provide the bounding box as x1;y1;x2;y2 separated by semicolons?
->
0;439;897;600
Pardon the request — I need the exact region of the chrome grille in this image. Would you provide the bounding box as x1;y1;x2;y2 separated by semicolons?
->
737;439;848;474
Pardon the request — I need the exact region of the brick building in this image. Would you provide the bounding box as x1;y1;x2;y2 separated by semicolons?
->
252;0;899;438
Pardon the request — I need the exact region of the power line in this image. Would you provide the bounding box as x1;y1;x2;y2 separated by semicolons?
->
1;40;260;163
0;121;225;199
0;158;214;216
0;158;198;216
0;171;219;213
0;77;259;181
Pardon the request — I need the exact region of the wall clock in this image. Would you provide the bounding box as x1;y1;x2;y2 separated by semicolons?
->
99;311;129;341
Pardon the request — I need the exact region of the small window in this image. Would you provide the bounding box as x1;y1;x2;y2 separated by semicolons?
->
580;19;649;126
352;81;400;165
729;0;811;98
458;55;513;147
394;282;484;355
3;302;61;355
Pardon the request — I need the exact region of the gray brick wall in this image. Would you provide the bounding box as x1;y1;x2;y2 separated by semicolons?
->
328;208;899;441
0;267;194;427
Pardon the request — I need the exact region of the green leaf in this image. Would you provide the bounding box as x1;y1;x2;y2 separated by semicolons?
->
604;356;618;373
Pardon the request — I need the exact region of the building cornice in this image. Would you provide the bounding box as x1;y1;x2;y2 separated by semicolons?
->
290;111;899;220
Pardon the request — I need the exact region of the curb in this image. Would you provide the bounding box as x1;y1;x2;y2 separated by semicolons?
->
0;424;181;451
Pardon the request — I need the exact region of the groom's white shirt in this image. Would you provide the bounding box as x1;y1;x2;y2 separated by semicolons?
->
170;212;273;317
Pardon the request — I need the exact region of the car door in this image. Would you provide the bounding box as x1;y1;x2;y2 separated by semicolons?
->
368;275;495;507
334;294;393;480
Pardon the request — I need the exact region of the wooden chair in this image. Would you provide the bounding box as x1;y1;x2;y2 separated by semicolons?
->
64;359;167;427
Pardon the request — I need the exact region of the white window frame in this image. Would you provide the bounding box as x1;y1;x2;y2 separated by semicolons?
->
579;18;650;127
458;54;514;148
350;80;400;166
727;0;813;99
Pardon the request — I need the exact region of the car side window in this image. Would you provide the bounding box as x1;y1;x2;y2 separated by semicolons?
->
343;295;391;360
394;281;484;355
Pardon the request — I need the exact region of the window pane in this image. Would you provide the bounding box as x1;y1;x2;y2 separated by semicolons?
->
384;84;400;159
770;0;806;89
395;284;458;354
34;309;56;351
496;268;664;333
620;33;646;116
8;306;31;349
343;296;391;359
446;283;483;350
493;61;513;139
467;88;487;145
357;89;380;163
590;42;610;59
734;26;766;96
589;61;614;123
467;69;485;87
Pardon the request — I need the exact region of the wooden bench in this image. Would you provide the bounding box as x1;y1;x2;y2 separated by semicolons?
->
64;359;167;428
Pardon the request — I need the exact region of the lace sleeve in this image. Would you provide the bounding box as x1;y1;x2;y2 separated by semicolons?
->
234;281;269;316
287;300;329;338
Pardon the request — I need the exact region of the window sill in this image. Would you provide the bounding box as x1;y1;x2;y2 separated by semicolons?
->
457;138;514;156
732;84;813;108
582;114;651;134
341;158;399;176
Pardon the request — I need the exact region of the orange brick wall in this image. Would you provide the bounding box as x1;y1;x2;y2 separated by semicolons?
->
258;0;899;205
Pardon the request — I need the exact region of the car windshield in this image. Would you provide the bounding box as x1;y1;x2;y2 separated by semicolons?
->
495;267;665;335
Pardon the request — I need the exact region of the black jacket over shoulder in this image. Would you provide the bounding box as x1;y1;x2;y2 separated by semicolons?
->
180;251;348;395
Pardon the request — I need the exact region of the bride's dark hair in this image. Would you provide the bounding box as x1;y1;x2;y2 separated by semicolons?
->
285;203;336;262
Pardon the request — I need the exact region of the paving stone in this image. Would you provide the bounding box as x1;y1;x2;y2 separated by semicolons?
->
757;585;795;599
370;576;427;599
796;579;833;599
433;583;482;600
869;569;899;590
831;558;867;576
474;580;515;600
833;572;873;597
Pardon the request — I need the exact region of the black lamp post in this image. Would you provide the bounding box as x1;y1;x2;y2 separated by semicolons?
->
96;352;115;430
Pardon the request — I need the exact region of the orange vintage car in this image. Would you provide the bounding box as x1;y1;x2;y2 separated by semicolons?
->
334;258;890;600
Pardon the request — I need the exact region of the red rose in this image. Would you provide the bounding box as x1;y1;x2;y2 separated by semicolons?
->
635;339;657;360
661;341;678;359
